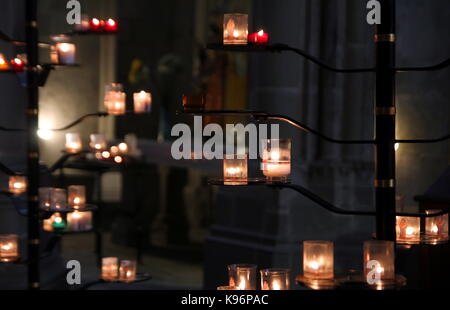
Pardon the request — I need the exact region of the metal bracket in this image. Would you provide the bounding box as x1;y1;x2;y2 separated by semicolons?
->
374;34;396;43
28;239;40;245
375;107;396;116
374;179;395;188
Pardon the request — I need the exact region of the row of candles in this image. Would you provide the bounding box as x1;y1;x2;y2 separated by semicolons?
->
101;257;137;283
104;84;152;114
218;240;394;290
223;13;269;45
73;15;118;33
0;54;26;72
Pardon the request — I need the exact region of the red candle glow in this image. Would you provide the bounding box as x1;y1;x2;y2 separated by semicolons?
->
90;18;104;32
11;58;25;72
248;30;269;44
104;18;118;33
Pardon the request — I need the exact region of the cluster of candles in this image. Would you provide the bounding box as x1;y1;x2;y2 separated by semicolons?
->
0;53;26;72
0;234;20;263
222;139;292;184
396;212;449;243
223;13;269;45
217;264;290;290
73;15;118;33
40;185;92;232
104;83;152;115
101;257;137;282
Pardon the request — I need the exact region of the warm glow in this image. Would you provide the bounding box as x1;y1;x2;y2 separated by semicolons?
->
272;280;281;290
226;167;241;175
102;151;111;159
431;225;439;233
37;128;53;140
395;143;399;151
107;18;116;26
139;91;147;99
270;151;280;161
114;156;123;164
1;243;12;251
94;143;102;150
92;18;100;26
258;30;264;36
308;261;320;270
54;215;63;223
59;43;72;53
12;58;22;65
237;277;247;290
233;30;239;38
73;197;81;204
72;211;82;219
376;266;384;275
405;227;415;236
118;142;128;152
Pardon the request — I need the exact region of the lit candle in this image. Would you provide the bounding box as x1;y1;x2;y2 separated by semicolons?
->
89;134;108;151
261;139;291;183
223;155;248;185
10;57;25;72
104;83;126;115
227;264;257;290
102;151;111;159
90;18;104;32
114;156;123;164
55;42;76;65
73;14;90;32
396;216;420;242
363;240;395;283
260;269;290;290
119;260;137;282
133;91;152;113
65;133;82;153
223;14;248;45
104;18;118;33
43;212;66;231
66;211;93;232
248;30;269;44
118;142;128;154
9;176;27;195
303;241;334;280
0;235;20;262
0;53;9;70
102;257;119;281
39;187;52;210
68;185;86;209
425;210;449;240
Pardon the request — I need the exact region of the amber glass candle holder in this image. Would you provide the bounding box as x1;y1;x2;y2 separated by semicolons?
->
182;94;205;112
261;139;291;183
260;269;290;290
223;13;248;45
425;210;449;240
104;83;126;115
0;234;20;263
223;155;248;185
119;260;137;283
303;241;334;280
396;216;420;242
102;257;119;281
65;133;83;154
9;176;27;195
363;240;395;283
228;264;257;290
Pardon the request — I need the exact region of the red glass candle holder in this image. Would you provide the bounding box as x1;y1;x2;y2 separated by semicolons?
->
104;18;118;33
89;18;105;32
248;30;269;44
11;58;25;72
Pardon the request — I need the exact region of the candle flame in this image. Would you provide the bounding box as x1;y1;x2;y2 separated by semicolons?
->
102;151;111;159
72;211;82;219
107;19;116;26
114;156;123;164
405;226;415;236
59;43;72;53
13;58;22;65
13;182;24;189
237;277;247;290
118;142;128;152
1;243;12;251
92;18;100;26
226;167;241;175
233;30;239;38
376;266;384;274
258;30;264;36
272;280;281;290
431;225;439;234
308;261;320;270
270;151;280;161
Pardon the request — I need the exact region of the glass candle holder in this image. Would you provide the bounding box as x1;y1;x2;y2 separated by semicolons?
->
9;176;27;195
248;30;269;44
182;94;205;112
104;83;126;115
396;216;420;242
68;185;86;209
363;240;395;283
90;134;108;151
0;234;20;262
119;260;137;283
303;241;334;280
223;155;248;185
228;264;257;290
73;14;90;32
39;187;52;210
261;139;291;183
133;91;152;113
223;14;248;45
43;212;66;232
425;210;449;240
50;188;68;210
104;18;118;33
65;133;83;153
66;211;93;232
102;257;119;281
90;18;105;32
0;53;9;70
260;269;290;290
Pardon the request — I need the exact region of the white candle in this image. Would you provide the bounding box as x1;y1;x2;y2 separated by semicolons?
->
133;91;152;113
56;42;76;65
67;211;93;232
65;133;82;153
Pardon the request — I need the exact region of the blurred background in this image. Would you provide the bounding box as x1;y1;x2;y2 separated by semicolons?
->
0;0;448;289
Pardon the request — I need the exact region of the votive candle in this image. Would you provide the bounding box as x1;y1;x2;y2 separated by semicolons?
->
261;139;291;182
119;260;137;283
102;257;119;281
0;235;20;263
363;240;395;283
65;133;82;153
223;14;248;45
228;264;257;290
396;216;420;242
68;185;86;208
303;241;334;280
133;91;152;113
260;269;290;290
9;176;27;195
223;155;248;185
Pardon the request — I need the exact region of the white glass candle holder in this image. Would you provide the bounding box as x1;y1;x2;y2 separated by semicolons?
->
39;187;52;210
227;264;257;290
119;260;137;283
90;134;108;151
68;185;86;209
102;257;119;281
104;83;126;115
9;176;27;195
66;211;93;232
223;14;248;45
133;91;152;113
65;133;83;153
260;269;290;290
363;240;395;284
0;234;20;262
261;139;291;183
223;155;248;185
396;216;420;242
425;210;449;240
303;241;334;280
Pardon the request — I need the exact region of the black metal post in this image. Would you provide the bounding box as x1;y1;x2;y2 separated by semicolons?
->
25;0;41;290
374;0;396;241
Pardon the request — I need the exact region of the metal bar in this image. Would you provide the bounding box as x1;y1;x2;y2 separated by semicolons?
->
25;0;40;290
375;0;396;241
